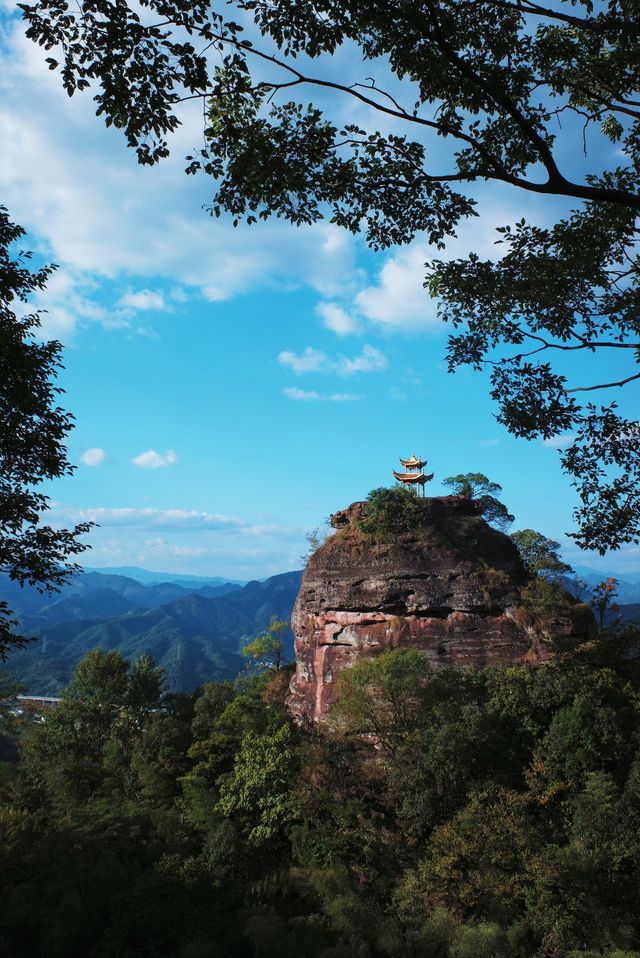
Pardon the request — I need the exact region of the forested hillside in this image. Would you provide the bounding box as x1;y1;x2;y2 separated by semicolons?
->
5;571;301;694
2;629;640;958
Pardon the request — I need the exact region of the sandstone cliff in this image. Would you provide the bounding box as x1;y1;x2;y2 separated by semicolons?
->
287;497;593;724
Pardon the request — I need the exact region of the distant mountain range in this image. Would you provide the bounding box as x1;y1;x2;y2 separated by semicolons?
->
2;568;302;695
570;569;640;605
84;566;247;588
3;564;640;697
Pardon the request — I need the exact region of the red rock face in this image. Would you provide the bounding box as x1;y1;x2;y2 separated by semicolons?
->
287;498;593;725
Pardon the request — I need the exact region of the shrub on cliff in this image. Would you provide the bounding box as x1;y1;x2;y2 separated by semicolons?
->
358;487;436;541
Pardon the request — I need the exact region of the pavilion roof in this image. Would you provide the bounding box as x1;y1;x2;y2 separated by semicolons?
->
399;454;427;469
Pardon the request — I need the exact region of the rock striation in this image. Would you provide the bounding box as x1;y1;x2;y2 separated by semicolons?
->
287;497;593;724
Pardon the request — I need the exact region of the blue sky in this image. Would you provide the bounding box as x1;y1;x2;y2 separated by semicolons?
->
1;5;639;579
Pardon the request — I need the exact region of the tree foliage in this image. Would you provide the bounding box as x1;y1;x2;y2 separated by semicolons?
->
18;0;640;551
2;636;640;956
0;208;91;659
511;528;573;578
358;486;437;540
242;615;289;674
442;473;515;531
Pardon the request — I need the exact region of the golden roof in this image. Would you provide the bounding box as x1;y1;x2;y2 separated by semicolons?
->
399;454;427;469
393;469;431;483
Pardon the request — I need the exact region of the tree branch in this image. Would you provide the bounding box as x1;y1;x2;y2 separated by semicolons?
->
568;372;640;393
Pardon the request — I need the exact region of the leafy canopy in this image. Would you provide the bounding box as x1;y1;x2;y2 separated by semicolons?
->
4;637;640;956
242;615;289;673
17;0;640;551
358;486;437;540
511;528;573;579
0;208;91;658
443;473;515;531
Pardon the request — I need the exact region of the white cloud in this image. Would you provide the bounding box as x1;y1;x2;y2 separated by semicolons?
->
316;301;360;336
0;18;560;345
80;447;106;466
479;438;501;448
0;24;361;337
337;344;387;375
26;269;121;338
279;344;387;377
355;245;436;330
543;434;576;449
47;502;309;577
118;289;167;311
132;449;178;469
283;387;321;401
142;537;207;558
278;347;327;374
349;200;550;334
283;387;361;402
561;538;640;577
49;506;243;531
169;286;189;303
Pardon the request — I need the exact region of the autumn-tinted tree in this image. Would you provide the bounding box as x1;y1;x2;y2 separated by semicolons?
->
0;208;91;658
19;0;640;552
590;577;620;632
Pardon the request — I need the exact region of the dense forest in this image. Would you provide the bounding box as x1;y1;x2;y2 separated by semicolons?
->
2;624;640;958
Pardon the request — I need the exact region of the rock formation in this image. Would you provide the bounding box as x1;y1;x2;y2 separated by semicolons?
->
287;497;593;724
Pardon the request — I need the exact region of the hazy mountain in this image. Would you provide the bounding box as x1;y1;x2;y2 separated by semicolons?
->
5;571;302;695
1;571;242;633
85;566;246;587
620;604;640;624
570;569;640;604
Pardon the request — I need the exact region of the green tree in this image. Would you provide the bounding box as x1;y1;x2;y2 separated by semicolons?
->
216;722;300;846
511;528;575;615
358;486;437;540
14;649;165;815
0;208;91;658
242;616;289;673
19;0;640;552
442;473;514;531
511;529;572;579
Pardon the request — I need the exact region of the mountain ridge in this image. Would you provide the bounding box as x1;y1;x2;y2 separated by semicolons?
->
5;570;302;695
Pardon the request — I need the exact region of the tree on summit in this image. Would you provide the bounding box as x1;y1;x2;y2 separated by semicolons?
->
0;208;91;658
443;473;514;531
18;0;640;552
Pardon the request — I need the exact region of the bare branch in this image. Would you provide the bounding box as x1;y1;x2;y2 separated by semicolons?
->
568;372;640;393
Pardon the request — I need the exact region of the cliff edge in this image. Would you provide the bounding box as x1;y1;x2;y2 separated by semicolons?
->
287;497;593;724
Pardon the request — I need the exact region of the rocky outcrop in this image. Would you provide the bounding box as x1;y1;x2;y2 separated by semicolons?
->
287;497;593;724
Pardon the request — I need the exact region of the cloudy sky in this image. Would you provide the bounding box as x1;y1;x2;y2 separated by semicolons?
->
2;4;639;579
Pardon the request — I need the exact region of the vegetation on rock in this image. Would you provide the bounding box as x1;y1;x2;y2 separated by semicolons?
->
242;616;290;674
511;529;573;579
443;473;515;531
357;487;440;541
